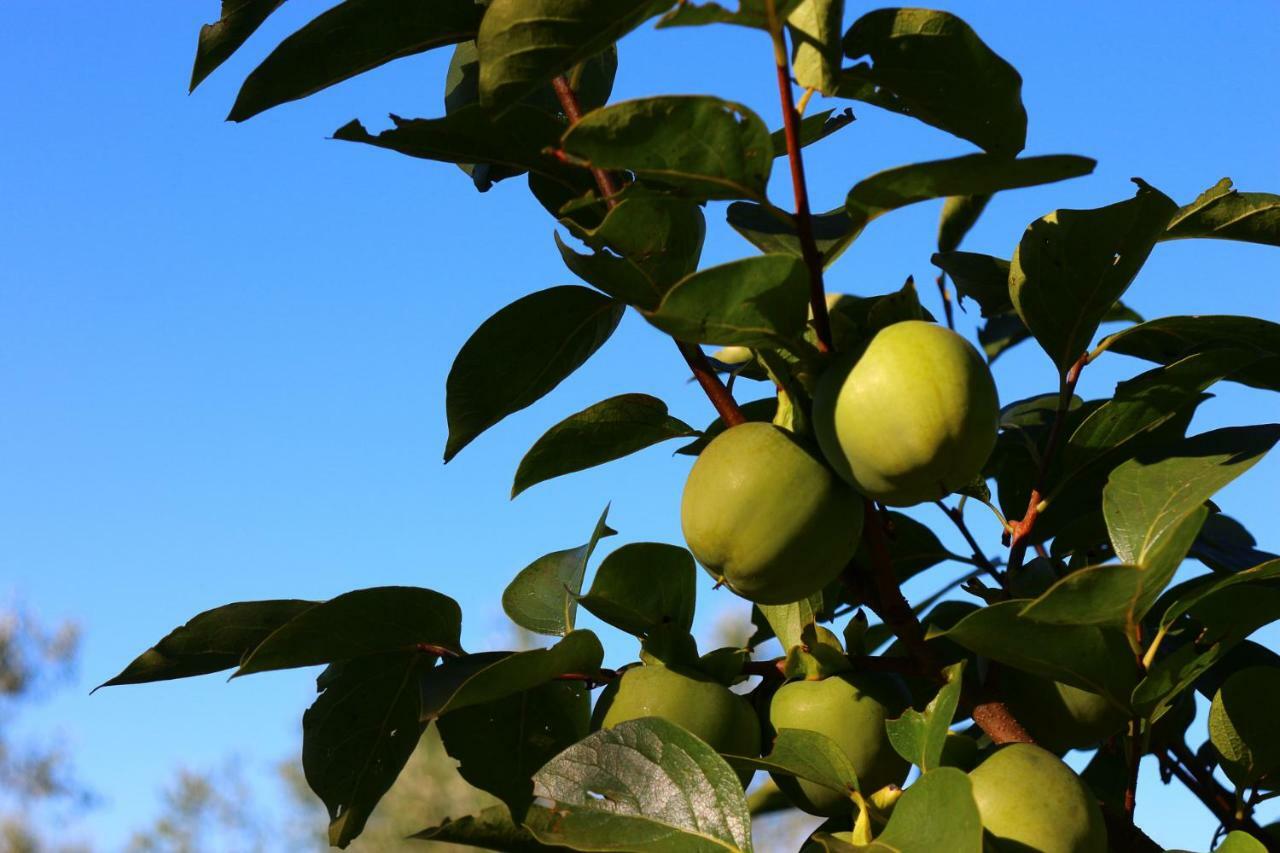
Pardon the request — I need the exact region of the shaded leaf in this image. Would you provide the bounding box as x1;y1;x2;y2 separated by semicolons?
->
726;202;859;267
97;599;315;688
1163;178;1280;247
561;96;774;201
412;804;566;851
303;652;430;847
190;0;288;91
937;194;992;253
657;0;804;30
503;506;615;637
1190;513;1279;574
1159;559;1280;633
770;108;856;158
981;300;1141;366
514;395;695;497
229;0;482;121
525;717;754;852
1210;665;1280;787
839;8;1027;154
724;728;858;795
676;398;778;456
1099;314;1280;393
236;587;462;676
758;592;827;653
930;252;1010;316
647;255;809;347
578;542;697;637
886;661;965;771
445;286;623;462
851;511;959;585
865;768;983;853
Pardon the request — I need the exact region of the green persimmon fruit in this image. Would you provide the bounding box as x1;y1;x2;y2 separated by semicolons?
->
1000;669;1127;753
969;743;1107;853
600;664;760;786
768;672;910;815
681;422;863;605
813;320;999;507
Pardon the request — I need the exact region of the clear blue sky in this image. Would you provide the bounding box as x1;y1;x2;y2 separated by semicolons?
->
3;1;1278;848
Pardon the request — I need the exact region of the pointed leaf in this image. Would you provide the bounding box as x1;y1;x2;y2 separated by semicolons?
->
578;542;697;637
236;587;462;676
724;728;858;795
1159;559;1280;633
190;0;288;91
228;0;482;121
647;255;809;347
1163;178;1280;247
937;194;992;253
561;96;774;201
525;717;754;853
445;286;623;462
98;599;316;688
770;108;856;157
412;805;565;851
1099;315;1280;392
885;661;966;771
930;252;1010;316
726;202;858;266
503;506;615;636
1010;183;1178;373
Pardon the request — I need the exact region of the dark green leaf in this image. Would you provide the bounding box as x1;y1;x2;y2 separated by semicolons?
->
656;0;804;30
303;652;430;848
851;511;960;585
561;96;774;201
1098;315;1280;392
420;630;604;720
190;0;288;91
97;599;315;688
647;255;809;347
412;804;566;851
444;286;623;462
930;252;1010;316
937;194;992;253
525;717;754;853
578;542;697;637
726;202;858;266
439;680;591;822
675;398;778;456
503;506;615;637
477;0;673;108
789;0;845;95
866;768;984;853
1190;514;1279;574
1159;559;1280;633
1009;183;1178;373
514;395;695;497
236;587;462;676
228;0;482;121
1210;665;1280;787
1163;178;1280;247
839;8;1027;154
770;108;856;158
757;592;826;653
886;661;965;771
724;728;858;796
978;312;1031;363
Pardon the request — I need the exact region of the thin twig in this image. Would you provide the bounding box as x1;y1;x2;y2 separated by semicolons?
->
1161;743;1277;850
935;273;956;330
935;500;1005;591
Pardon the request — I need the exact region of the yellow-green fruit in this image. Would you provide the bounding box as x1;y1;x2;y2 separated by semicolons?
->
1000;669;1127;753
681;423;863;604
768;673;910;815
969;743;1107;853
813;321;999;507
600;665;760;785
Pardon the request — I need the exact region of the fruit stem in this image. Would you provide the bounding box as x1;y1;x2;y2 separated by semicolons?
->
550;76;747;429
1006;351;1088;575
764;0;835;354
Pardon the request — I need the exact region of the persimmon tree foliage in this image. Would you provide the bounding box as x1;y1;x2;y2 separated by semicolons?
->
102;2;1280;851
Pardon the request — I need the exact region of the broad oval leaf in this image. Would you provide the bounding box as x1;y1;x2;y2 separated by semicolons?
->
788;0;845;95
869;767;984;853
885;661;966;771
1010;182;1178;373
190;0;288;91
578;542;697;637
839;8;1027;155
1098;314;1280;393
514;394;695;497
726;202;859;267
561;96;774;201
724;728;858;796
503;506;615;637
525;717;754;853
228;0;483;121
1209;665;1280;787
646;255;809;347
1163;178;1280;247
236;586;462;676
1160;559;1280;633
97;599;316;689
445;286;623;462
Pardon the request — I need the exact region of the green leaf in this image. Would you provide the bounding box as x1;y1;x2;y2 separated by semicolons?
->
930;252;1010;316
525;717;754;852
439;680;591;822
96;599;315;688
235;587;462;676
420;630;604;720
851;510;960;585
1009;182;1178;373
303;652;430;848
561;96;774;201
758;592;827;653
557;194;707;309
476;0;674;109
675;398;778;457
865;768;984;853
1190;514;1278;574
646;255;809;347
726;202;859;267
839;8;1027;154
228;0;482;121
1159;559;1280;633
937;194;992;253
789;0;845;95
513;395;695;497
981;300;1141;366
503;506;615;637
1163;178;1280;247
444;286;623;462
578;542;697;637
723;728;858;796
885;661;966;771
412;805;565;851
190;0;288;91
656;0;804;30
934;600;1139;708
770;108;856;158
1217;832;1270;853
1210;665;1280;788
1098;315;1280;393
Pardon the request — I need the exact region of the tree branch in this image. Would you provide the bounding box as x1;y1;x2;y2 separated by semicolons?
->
935;500;1005;591
1162;743;1277;850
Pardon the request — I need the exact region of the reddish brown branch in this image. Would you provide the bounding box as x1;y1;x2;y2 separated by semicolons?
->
1162;743;1276;849
1006;352;1088;575
859;502;939;675
551;76;621;205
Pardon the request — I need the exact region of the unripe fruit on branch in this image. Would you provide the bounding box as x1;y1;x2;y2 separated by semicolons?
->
598;664;760;786
768;672;910;815
999;669;1127;753
813;321;999;507
681;423;863;604
968;743;1107;853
